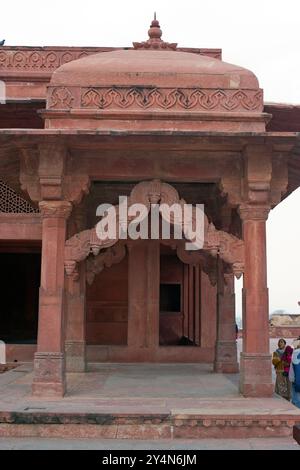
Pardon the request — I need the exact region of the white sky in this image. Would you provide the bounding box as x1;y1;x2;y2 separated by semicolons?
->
1;0;300;315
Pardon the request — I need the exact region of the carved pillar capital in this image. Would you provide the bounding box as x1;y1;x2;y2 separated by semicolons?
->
238;205;270;221
39;200;72;219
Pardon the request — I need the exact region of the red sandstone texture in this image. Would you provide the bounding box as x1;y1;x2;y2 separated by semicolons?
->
0;17;299;404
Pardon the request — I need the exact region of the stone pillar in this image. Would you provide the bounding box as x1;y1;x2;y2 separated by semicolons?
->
194;265;200;345
183;264;189;337
146;241;160;348
65;262;86;372
127;241;159;349
65;203;87;372
239;206;272;397
214;258;238;373
32;200;72;398
182;265;201;344
200;270;217;348
188;265;195;341
127;243;147;348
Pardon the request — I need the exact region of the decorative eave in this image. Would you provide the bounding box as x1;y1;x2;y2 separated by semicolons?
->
0;130;298;211
265;102;300;132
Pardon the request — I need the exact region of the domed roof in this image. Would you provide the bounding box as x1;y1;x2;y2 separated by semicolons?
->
50;49;258;90
45;17;266;132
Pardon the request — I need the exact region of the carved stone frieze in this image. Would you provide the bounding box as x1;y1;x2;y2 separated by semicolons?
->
47;86;264;112
0;47;221;73
0;49;90;72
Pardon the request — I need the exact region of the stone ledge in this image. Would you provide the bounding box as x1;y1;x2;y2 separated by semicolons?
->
0;411;299;439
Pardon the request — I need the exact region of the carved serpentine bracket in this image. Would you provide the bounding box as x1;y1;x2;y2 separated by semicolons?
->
64;180;245;281
204;224;244;279
86;243;127;285
160;238;218;286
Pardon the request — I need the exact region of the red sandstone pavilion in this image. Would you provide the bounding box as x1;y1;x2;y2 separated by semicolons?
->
0;16;300;412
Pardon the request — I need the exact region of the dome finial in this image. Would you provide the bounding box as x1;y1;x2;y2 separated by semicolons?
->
133;15;178;51
148;13;162;41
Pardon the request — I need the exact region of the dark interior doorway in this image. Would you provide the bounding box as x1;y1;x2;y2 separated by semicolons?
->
0;251;41;343
160;283;181;312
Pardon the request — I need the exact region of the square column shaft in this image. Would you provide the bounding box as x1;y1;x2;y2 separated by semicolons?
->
214;266;239;374
65;262;86;373
127;241;160;350
239;206;272;397
32;200;72;398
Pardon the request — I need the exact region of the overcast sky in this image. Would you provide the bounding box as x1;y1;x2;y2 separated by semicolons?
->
1;0;300;316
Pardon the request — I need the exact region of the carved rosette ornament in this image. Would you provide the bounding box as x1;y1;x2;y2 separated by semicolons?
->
64;180;245;280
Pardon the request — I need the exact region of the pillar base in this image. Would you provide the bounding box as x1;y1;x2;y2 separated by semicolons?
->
65;340;86;373
32;352;66;398
214;340;239;373
239;352;273;397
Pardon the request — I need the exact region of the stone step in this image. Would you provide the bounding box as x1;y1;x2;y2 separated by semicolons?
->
0;411;300;439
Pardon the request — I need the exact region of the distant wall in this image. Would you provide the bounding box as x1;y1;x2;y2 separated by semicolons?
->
269;327;300;338
269;314;300;327
238;327;300;339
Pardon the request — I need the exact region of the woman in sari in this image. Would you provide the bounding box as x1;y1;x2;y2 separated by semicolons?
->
272;338;291;400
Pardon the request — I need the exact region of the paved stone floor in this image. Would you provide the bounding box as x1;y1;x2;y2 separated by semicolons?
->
0;339;299;448
0;361;299;417
0;437;298;450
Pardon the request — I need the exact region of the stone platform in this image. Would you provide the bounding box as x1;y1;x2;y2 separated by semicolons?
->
0;363;300;440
